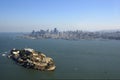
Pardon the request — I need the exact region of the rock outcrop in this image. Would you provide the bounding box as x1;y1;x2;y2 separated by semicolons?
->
8;48;56;71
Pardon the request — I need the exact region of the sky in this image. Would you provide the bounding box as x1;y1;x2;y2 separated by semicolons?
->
0;0;120;32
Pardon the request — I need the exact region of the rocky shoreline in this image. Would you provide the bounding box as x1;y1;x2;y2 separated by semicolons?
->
8;48;56;71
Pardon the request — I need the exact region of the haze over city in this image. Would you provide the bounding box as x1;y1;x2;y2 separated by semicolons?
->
0;0;120;32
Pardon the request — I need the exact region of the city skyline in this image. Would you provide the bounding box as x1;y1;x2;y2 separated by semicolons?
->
0;0;120;32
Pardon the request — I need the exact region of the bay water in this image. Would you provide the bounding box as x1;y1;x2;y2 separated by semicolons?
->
0;33;120;79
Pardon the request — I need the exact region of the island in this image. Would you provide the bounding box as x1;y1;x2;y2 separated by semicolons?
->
8;48;56;71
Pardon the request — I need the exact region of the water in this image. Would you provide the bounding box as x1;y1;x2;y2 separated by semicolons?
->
0;33;120;79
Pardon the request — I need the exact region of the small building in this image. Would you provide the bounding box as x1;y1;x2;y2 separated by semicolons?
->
24;48;34;52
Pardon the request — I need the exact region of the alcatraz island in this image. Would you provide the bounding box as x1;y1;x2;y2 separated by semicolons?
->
8;48;56;71
23;28;120;40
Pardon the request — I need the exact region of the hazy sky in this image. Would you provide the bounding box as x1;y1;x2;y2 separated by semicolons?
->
0;0;120;32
